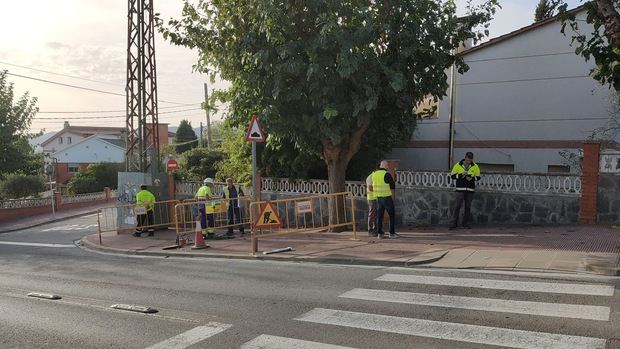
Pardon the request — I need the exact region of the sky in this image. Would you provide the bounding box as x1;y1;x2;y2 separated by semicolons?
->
0;0;581;133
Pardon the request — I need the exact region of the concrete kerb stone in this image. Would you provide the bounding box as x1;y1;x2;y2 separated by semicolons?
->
582;255;620;276
0;210;99;234
78;234;448;268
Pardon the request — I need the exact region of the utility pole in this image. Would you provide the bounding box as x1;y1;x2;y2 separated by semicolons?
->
204;82;212;149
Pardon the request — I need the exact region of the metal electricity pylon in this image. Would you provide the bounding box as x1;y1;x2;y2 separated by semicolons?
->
126;0;160;174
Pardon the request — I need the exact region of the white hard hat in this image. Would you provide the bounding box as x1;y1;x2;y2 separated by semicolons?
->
203;178;214;184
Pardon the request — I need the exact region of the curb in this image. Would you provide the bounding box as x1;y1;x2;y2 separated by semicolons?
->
79;235;448;268
0;210;98;234
582;256;620;276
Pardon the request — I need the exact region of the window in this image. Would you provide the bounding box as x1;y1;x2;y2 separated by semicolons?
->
548;165;571;174
477;163;514;173
58;137;63;144
67;136;72;144
68;163;80;173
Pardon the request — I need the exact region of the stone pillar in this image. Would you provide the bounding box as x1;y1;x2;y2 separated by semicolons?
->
104;187;111;202
54;191;63;211
580;142;600;224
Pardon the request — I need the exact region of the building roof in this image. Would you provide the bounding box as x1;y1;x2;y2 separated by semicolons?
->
41;124;125;147
51;135;125;158
459;4;588;57
100;138;126;149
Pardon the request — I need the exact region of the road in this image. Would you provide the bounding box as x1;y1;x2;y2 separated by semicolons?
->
0;215;618;349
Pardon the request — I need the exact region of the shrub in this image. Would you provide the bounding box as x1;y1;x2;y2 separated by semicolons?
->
67;163;123;194
0;174;46;199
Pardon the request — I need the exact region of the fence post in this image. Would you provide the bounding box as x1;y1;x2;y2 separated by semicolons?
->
104;187;111;202
580;142;600;224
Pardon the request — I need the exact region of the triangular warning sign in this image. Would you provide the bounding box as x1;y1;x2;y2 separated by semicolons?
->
254;202;282;228
244;115;266;142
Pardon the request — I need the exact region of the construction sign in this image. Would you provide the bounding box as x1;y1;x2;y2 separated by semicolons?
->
254;202;282;229
244;114;266;142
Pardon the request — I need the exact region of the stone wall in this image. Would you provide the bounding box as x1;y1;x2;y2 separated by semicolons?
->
597;174;620;224
261;187;581;229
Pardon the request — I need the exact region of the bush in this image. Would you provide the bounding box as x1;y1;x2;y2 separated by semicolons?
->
67;163;123;194
182;147;225;181
0;174;46;199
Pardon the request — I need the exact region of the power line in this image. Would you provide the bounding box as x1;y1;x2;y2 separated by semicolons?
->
37;103;202;114
0;60;120;87
5;71;189;105
34;108;204;120
31;113;215;124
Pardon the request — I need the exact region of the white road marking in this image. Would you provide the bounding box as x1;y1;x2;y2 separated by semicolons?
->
0;241;74;248
339;288;610;321
296;308;607;349
145;322;231;349
42;224;98;232
241;334;357;349
376;274;615;296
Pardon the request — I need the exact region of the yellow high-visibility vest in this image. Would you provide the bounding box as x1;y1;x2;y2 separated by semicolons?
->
371;169;391;198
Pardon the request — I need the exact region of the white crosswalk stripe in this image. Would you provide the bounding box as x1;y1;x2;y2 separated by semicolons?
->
375;273;615;296
42;224;98;232
296;308;607;349
145;322;231;349
241;334;357;349
339;288;611;321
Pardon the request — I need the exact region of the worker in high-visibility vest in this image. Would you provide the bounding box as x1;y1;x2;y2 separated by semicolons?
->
134;184;156;237
365;173;377;237
450;152;481;230
195;178;216;239
223;178;245;237
370;160;397;239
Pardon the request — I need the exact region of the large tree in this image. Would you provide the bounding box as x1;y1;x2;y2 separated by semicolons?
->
0;70;39;178
559;0;620;90
161;0;498;193
175;119;198;153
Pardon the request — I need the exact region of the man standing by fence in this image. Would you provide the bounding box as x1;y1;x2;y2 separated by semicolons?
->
366;173;377;237
371;160;397;239
133;184;156;237
195;178;216;239
450;152;481;230
223;178;245;237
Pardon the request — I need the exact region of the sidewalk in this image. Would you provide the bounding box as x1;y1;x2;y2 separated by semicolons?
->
81;225;620;275
0;203;104;233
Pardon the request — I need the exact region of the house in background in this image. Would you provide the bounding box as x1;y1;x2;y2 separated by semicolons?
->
51;136;126;184
43;121;172;185
389;6;617;173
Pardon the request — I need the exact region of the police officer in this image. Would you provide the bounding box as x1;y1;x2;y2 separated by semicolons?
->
450;152;481;229
371;160;397;239
134;184;156;237
223;178;245;237
195;178;216;239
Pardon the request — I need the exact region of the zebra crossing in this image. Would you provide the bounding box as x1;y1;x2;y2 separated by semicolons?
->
154;272;616;349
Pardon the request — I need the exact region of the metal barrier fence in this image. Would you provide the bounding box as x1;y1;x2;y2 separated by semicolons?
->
248;192;357;254
97;200;179;243
174;196;253;240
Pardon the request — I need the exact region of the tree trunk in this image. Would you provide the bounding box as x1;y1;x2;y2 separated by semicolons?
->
596;0;620;49
321;120;370;232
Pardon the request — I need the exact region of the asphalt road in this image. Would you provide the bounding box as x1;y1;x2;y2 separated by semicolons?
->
0;215;619;349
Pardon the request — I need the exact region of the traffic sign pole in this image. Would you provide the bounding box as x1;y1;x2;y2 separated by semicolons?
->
245;114;266;255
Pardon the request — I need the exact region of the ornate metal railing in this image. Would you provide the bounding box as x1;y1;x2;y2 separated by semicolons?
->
175;181;252;197
396;171;581;194
0;197;52;209
62;192;107;204
259;171;581;197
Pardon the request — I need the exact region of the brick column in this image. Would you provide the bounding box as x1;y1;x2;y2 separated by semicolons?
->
104;187;111;202
54;191;63;211
580;142;600;224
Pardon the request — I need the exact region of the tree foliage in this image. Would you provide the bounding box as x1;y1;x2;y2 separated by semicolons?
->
535;0;562;21
160;0;498;192
0;174;45;199
181;146;225;180
215;122;252;184
559;0;620;90
0;70;39;178
67;163;123;194
175;119;198;153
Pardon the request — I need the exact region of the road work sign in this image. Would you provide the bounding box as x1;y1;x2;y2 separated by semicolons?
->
254;202;282;229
